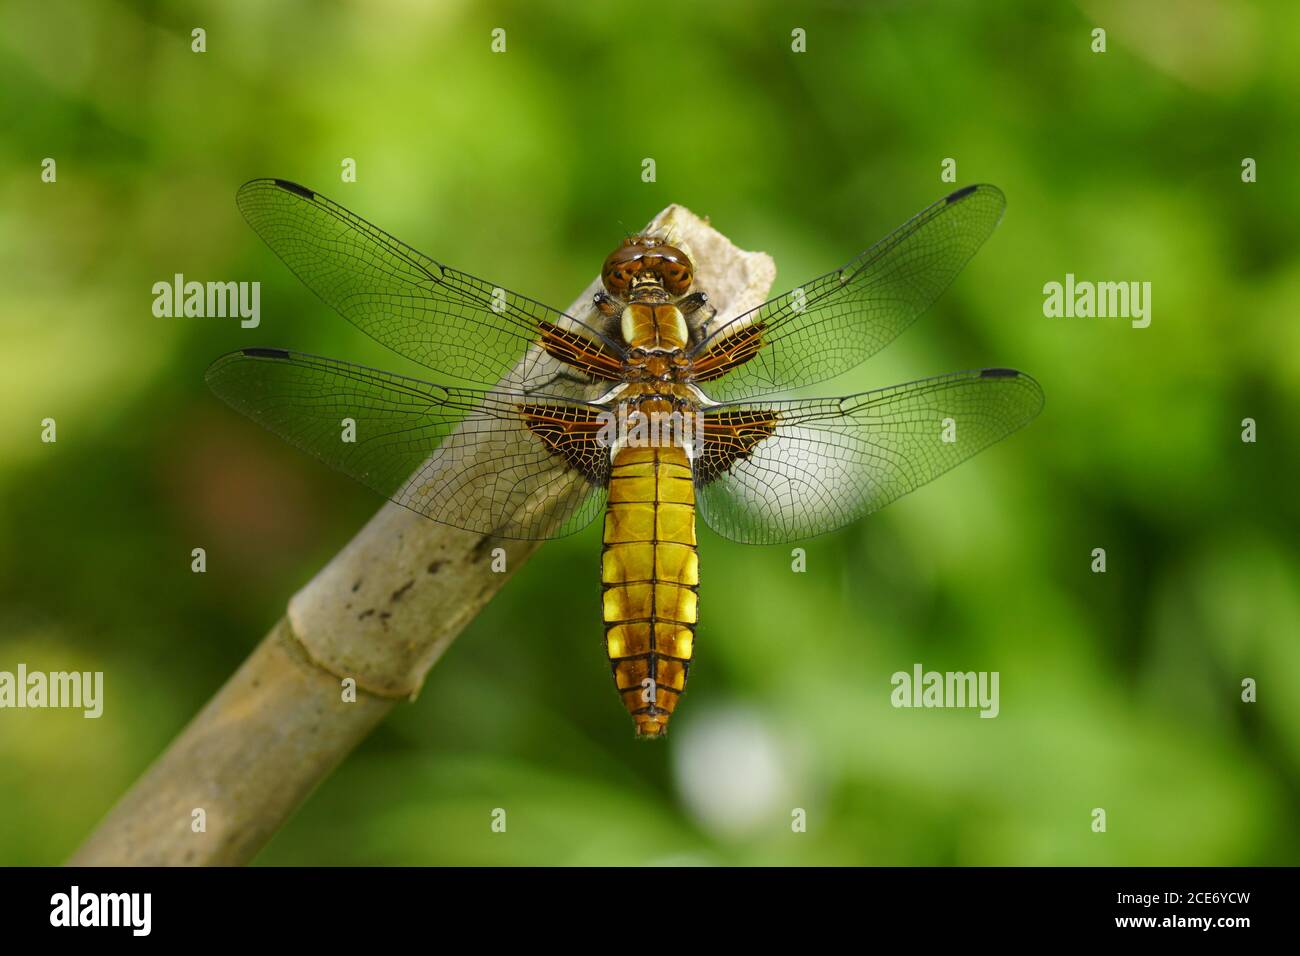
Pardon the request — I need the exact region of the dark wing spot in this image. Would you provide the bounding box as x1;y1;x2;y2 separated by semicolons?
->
980;367;1020;379
946;184;978;203
242;347;291;360
273;179;315;200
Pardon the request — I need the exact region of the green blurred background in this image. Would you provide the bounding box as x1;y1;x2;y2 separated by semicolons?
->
2;0;1298;865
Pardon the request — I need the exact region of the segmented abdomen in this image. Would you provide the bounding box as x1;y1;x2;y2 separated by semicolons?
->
601;444;698;737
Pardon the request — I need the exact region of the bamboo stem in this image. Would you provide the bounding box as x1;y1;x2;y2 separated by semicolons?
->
69;204;775;865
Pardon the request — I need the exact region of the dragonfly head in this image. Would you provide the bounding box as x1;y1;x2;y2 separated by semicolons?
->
602;235;694;298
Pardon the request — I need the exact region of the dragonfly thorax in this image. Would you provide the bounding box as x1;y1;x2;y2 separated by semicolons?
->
620;302;689;352
623;343;690;383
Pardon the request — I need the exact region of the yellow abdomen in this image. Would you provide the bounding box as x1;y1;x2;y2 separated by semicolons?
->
601;444;698;737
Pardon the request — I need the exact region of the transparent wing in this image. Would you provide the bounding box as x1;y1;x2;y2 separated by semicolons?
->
206;348;610;540
237;179;626;398
690;185;1007;401
696;368;1043;544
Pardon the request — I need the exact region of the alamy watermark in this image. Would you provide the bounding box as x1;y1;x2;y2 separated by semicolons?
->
50;886;150;936
0;664;103;718
596;406;704;457
152;273;260;328
1043;273;1151;328
890;663;999;718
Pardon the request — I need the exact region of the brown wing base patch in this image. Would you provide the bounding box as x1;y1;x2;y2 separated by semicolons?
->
689;322;765;382
696;408;778;484
538;321;624;381
519;403;611;484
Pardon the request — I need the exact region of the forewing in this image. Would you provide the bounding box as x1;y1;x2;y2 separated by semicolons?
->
695;368;1043;544
237;179;625;397
206;348;610;540
690;185;1007;400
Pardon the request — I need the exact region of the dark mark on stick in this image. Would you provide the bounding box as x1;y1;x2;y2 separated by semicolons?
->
471;535;495;562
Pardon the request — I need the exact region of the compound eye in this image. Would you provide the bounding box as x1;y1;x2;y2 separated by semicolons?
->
602;249;645;294
665;272;691;295
652;246;693;294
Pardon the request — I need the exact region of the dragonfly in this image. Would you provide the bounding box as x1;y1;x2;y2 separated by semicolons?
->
208;179;1043;738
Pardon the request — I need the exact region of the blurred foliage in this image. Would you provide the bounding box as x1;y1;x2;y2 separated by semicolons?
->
1;0;1298;866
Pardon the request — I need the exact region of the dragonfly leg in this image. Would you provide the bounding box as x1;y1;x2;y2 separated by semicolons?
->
592;291;622;318
680;291;717;339
678;291;709;316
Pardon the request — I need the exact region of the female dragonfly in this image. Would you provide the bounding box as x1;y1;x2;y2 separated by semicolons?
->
208;179;1043;737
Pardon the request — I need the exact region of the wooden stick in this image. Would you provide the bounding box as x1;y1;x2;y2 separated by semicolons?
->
70;204;775;865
